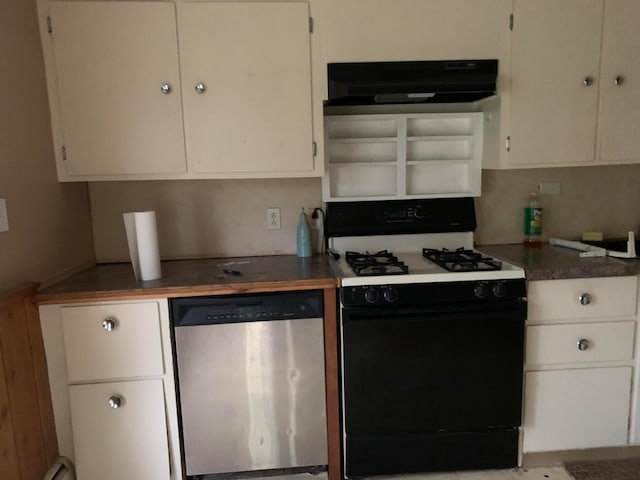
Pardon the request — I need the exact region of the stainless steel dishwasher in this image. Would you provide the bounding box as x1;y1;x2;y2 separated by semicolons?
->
171;291;328;479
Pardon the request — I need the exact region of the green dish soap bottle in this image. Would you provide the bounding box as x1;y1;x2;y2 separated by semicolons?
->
524;192;542;245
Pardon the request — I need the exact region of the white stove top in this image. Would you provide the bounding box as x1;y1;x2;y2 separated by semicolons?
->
329;233;525;287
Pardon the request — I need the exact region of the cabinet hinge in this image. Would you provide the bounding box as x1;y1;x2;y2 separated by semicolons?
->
47;16;53;34
312;141;317;157
506;136;511;152
62;146;67;161
509;13;514;31
309;17;314;33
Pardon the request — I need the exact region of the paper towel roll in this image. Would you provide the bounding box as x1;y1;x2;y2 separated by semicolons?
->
123;211;162;281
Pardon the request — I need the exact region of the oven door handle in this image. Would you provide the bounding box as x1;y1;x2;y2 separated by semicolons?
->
344;303;526;323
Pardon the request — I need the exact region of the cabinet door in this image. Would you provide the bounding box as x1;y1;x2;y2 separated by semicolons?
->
180;2;314;175
318;0;511;63
49;1;186;176
523;367;631;452
509;0;603;166
598;0;640;163
69;380;170;480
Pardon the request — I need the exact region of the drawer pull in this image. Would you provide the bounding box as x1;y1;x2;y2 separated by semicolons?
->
108;395;124;409
102;317;118;332
577;338;590;351
578;293;592;305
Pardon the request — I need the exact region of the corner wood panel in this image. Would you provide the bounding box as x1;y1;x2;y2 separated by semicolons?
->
323;287;341;480
0;283;58;480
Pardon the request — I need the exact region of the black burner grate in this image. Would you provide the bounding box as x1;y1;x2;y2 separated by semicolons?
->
422;247;502;272
345;250;409;276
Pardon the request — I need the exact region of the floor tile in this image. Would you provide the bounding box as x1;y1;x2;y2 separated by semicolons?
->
510;466;573;480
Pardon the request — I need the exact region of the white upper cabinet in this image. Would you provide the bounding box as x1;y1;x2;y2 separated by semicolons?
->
316;0;512;63
48;1;186;177
507;0;603;167
597;0;640;164
40;0;318;181
496;0;640;168
180;2;314;175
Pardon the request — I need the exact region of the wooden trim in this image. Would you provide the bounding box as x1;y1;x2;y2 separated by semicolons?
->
0;282;58;479
36;278;340;305
323;287;342;480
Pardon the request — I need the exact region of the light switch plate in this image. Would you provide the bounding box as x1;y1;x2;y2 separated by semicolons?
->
538;182;561;195
0;198;8;232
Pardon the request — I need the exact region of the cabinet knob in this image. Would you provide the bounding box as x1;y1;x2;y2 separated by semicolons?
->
583;76;594;87
577;338;590;351
108;395;124;409
102;316;118;332
195;82;207;94
160;83;172;94
578;293;592;305
615;76;625;86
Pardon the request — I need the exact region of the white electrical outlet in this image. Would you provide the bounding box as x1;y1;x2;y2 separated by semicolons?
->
538;182;561;195
267;208;281;230
0;199;8;232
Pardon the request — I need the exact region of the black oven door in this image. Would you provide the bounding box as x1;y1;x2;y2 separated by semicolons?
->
341;300;526;476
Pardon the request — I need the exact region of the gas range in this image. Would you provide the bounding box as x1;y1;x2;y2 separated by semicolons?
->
327;198;527;478
330;232;525;287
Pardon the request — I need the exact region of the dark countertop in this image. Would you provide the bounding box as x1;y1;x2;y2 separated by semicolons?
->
36;254;339;304
478;243;640;281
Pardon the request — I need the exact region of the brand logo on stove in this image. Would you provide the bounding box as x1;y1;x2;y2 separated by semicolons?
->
383;206;425;222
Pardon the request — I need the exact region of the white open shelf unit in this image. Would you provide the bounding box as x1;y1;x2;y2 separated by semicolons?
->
322;112;483;201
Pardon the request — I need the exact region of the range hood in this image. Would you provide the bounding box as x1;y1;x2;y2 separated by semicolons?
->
326;59;498;106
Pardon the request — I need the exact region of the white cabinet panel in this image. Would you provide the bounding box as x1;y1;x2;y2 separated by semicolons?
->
61;302;164;382
598;0;640;163
49;1;186;176
69;380;170;480
319;0;511;63
527;276;637;323
180;2;314;174
526;321;635;365
509;0;603;166
523;368;631;452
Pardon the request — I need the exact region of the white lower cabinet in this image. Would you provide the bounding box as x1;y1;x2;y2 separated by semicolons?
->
522;276;638;454
523;367;631;452
39;299;181;480
69;380;170;480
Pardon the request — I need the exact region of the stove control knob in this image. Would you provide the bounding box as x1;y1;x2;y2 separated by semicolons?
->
414;206;426;219
383;287;398;303
474;282;490;299
492;281;507;298
364;288;380;304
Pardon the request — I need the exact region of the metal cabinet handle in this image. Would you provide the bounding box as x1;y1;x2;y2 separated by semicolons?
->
108;395;124;409
578;293;592;305
615;76;625;86
160;83;172;94
583;76;594;87
195;82;207;94
102;316;117;332
577;338;590;351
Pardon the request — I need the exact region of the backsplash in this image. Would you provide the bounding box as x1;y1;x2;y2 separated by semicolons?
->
475;164;640;245
89;164;640;262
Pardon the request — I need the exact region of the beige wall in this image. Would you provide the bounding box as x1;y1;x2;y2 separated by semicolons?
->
476;164;640;245
90;179;323;262
0;0;94;292
89;164;640;262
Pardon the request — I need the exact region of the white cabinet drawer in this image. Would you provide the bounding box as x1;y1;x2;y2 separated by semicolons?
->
69;379;171;480
527;276;637;322
62;302;164;382
526;321;635;365
523;367;631;452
